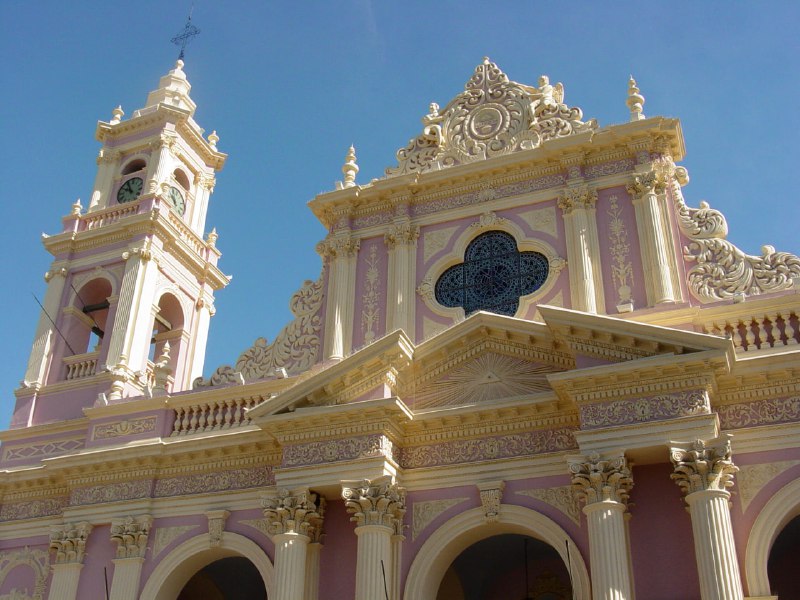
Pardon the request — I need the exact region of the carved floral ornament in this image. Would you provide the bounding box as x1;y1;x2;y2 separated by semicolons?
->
568;452;633;506
261;488;325;541
386;58;597;177
49;522;92;565
660;161;800;302
110;515;152;559
670;435;738;496
342;476;406;532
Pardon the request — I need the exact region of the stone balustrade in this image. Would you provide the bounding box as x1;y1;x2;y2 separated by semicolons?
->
170;396;265;436
700;308;798;352
63;351;99;380
81;202;142;230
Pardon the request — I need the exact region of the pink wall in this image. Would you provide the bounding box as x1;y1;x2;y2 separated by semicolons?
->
629;463;700;599
76;525;116;600
351;236;388;350
319;499;357;600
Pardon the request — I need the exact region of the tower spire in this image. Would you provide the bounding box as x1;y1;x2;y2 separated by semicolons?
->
171;5;201;61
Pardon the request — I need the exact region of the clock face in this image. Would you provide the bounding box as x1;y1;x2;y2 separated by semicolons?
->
117;177;143;203
167;186;186;216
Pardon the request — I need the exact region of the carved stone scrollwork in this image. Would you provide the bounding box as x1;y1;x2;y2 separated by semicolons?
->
384;223;420;248
667;163;800;302
416;278;435;302
342;476;406;530
316;235;361;260
386;58;596;177
568;453;633;507
558;186;597;215
625;170;664;198
110;515;152;559
262;489;326;542
49;522;92;565
670;436;738;496
194;274;324;387
470;211;507;230
477;481;505;523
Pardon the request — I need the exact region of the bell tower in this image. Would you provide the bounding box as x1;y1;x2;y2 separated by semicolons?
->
13;60;229;428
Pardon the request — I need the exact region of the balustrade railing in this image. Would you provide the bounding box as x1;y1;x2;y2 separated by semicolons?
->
82;203;141;230
170;396;267;436
166;210;206;256
699;309;799;352
63;351;99;380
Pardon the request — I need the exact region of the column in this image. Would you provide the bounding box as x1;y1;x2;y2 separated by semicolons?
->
89;149;121;210
384;208;419;337
262;489;325;600
48;522;92;600
670;436;744;600
627;171;679;305
320;231;360;360
146;135;176;194
559;186;605;314
342;476;406;600
23;267;68;387
109;515;152;600
569;453;634;600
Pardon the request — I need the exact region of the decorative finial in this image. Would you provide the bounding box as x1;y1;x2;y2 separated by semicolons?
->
208;130;219;149
110;105;124;125
627;76;645;122
157;341;171;364
342;145;359;188
71;199;82;215
170;5;200;61
206;227;218;247
483;56;491;64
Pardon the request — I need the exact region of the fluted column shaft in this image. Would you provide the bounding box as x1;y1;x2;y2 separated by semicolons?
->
304;542;323;600
109;557;145;600
685;490;743;600
559;187;604;314
584;501;633;600
47;563;83;600
385;215;418;339
354;524;393;600
320;234;360;360
273;532;310;600
24;269;68;387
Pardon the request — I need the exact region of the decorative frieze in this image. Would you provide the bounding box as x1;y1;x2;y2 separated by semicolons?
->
670;436;738;496
262;489;325;541
110;515;152;559
0;497;67;522
360;244;381;345
206;510;230;547
568;452;633;506
282;434;393;468
580;390;711;430
400;427;577;469
606;194;635;310
70;480;151;506
584;158;635;179
342;476;406;530
717;396;800;430
49;522;92;565
411;497;469;540
477;481;505;523
92;417;157;440
2;438;84;461
154;465;274;497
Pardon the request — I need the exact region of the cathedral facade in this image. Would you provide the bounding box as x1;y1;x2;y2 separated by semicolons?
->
0;58;798;600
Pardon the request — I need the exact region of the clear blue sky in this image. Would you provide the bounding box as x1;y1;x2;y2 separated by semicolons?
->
1;2;798;428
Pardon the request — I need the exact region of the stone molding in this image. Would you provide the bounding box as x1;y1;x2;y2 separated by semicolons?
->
49;522;92;565
477;481;505;523
261;489;325;541
579;390;711;430
110;515;152;559
342;476;406;532
151;525;199;559
670;435;738;496
206;510;229;547
516;485;581;525
568;452;633;507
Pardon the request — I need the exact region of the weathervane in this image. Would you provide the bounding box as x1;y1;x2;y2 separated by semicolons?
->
170;5;200;60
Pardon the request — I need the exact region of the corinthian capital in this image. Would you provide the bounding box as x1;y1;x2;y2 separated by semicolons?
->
626;171;664;197
670;435;738;496
49;522;93;565
110;515;152;559
568;452;633;506
262;489;325;541
342;476;406;530
316;235;361;260
558;186;597;214
384;223;420;248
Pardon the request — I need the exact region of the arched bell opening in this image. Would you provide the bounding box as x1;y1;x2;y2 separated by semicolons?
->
437;533;573;600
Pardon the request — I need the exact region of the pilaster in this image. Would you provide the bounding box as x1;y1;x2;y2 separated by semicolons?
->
342;476;406;600
627;170;680;305
109;515;152;600
569;453;634;600
384;202;419;339
23;267;68;387
558;186;605;314
48;522;92;600
90;148;121;210
670;436;744;600
320;229;360;360
262;489;325;600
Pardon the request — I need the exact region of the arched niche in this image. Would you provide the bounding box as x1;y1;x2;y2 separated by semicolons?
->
139;532;274;600
404;504;590;600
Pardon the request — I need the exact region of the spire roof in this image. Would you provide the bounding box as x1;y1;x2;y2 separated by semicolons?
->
142;59;197;116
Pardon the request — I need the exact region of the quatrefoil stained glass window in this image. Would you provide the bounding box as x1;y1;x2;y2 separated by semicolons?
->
435;231;549;317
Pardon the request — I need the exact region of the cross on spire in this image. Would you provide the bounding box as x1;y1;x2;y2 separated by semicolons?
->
170;6;200;60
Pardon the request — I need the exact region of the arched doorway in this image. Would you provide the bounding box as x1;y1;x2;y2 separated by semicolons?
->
140;533;274;600
178;556;267;599
405;505;589;599
766;514;800;598
437;533;572;599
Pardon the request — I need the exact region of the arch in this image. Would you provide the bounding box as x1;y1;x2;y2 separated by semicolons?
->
421;219;562;320
745;475;800;596
64;276;113;357
122;158;147;175
404;504;590;600
173;168;191;191
139;532;274;600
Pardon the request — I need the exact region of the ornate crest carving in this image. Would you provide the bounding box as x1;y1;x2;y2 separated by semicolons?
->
386;58;596;177
194;274;325;387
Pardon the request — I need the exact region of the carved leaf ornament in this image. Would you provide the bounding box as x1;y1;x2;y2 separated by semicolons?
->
386;58;597;177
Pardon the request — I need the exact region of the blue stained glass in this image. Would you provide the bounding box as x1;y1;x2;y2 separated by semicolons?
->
434;231;549;317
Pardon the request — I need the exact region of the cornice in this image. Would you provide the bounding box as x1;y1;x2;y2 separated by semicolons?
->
0;417;88;443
